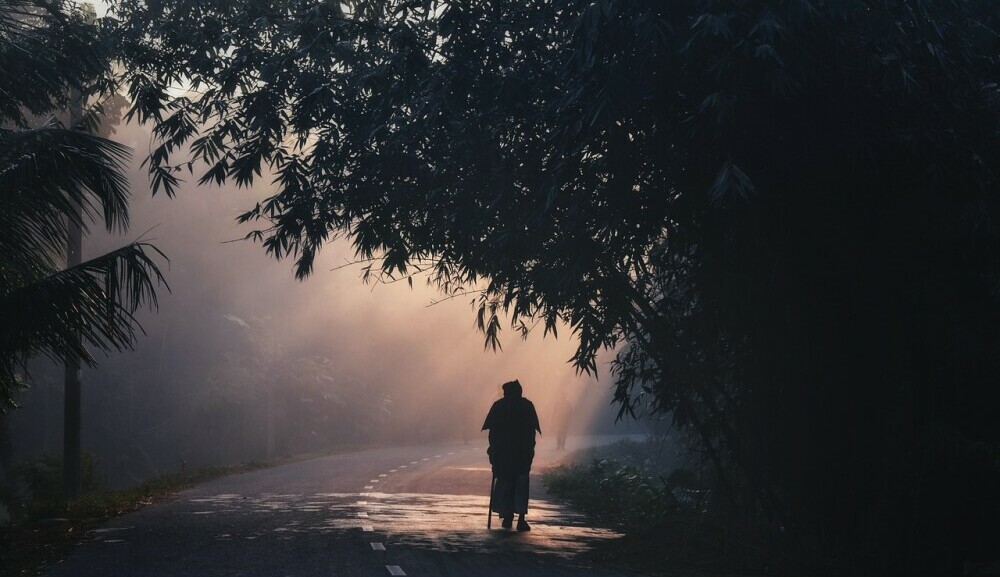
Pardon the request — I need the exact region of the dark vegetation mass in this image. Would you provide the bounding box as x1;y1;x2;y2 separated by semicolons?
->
0;0;166;413
543;439;765;575
1;0;998;574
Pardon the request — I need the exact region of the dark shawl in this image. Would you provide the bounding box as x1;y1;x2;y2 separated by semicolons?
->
482;388;541;478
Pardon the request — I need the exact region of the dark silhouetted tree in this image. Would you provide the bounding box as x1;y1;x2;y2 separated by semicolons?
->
0;0;168;498
108;1;999;573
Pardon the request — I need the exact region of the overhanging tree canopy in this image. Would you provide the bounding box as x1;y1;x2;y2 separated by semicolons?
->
108;0;999;572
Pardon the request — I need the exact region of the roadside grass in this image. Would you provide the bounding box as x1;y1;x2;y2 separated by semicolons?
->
542;439;788;577
0;446;362;577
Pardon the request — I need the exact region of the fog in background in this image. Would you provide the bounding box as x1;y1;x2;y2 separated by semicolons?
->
9;117;640;487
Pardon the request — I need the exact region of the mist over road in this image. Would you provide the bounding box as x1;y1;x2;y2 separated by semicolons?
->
45;436;638;577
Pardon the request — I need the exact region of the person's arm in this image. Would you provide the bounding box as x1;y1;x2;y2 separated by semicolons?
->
483;402;497;464
528;400;541;434
487;428;498;464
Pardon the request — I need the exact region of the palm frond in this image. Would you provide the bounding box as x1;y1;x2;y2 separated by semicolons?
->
0;125;131;286
0;241;168;409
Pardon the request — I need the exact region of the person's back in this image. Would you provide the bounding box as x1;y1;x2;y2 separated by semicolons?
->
482;379;540;531
485;394;537;476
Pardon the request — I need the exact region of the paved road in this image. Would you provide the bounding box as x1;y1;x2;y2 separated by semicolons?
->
46;436;640;577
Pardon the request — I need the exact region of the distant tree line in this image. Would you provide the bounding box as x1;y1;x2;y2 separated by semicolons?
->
10;313;395;487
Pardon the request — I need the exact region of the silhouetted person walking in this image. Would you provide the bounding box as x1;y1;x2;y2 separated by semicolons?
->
552;392;572;450
482;379;540;531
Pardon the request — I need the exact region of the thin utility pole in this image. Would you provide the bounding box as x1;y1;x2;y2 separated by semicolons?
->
63;5;98;500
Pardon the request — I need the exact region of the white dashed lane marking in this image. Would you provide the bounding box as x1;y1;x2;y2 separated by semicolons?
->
361;452;473;575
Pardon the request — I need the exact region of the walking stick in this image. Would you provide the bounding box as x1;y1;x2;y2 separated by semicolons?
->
487;474;496;529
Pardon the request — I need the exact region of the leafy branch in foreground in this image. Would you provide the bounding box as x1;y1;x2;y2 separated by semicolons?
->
1;242;168;387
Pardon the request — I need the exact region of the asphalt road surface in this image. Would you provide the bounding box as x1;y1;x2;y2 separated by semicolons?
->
46;435;640;577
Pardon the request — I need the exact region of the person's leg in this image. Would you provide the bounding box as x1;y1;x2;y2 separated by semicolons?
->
514;473;530;531
493;477;515;528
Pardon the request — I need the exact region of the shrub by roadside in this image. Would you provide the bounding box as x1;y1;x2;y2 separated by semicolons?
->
544;458;676;528
543;439;798;577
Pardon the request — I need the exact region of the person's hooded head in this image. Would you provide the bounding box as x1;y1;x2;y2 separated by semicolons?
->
501;379;523;398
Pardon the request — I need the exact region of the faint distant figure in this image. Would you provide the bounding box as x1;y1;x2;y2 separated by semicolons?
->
552;393;572;450
482;379;540;531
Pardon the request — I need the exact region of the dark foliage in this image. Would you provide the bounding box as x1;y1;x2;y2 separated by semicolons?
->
109;0;1000;573
544;443;779;575
13;453;99;503
0;0;168;409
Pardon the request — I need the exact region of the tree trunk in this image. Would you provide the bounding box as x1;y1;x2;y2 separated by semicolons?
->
63;94;84;500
